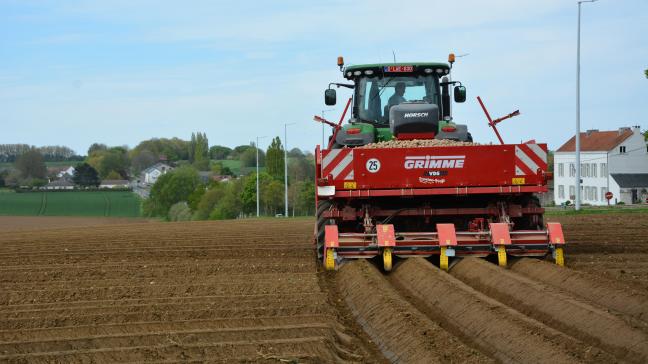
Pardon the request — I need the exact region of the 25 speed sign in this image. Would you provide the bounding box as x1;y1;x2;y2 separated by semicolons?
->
366;158;381;173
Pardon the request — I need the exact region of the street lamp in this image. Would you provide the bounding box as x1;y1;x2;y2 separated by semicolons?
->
256;135;267;217
321;109;335;147
575;0;597;211
284;122;296;217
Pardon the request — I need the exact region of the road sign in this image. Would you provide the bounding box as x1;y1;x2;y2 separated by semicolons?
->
605;191;613;200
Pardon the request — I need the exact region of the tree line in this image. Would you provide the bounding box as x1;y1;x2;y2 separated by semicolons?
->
144;136;316;220
0;144;82;163
1;133;317;218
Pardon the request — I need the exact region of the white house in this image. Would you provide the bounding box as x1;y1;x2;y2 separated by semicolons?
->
44;179;75;190
100;179;130;189
141;163;173;185
56;166;75;179
554;126;648;205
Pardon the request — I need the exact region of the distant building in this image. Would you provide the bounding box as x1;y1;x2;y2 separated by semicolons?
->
47;166;75;179
554;126;648;205
44;179;75;190
212;175;232;183
57;166;76;179
141;163;173;185
100;180;130;189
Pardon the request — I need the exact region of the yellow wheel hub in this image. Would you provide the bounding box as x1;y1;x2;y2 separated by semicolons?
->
325;249;335;271
554;247;564;267
497;245;507;267
383;248;393;272
440;246;449;271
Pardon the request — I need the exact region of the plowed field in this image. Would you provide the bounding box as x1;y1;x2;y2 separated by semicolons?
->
1;213;647;363
0;219;385;363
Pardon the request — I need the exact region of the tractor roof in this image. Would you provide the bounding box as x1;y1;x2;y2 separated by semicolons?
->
344;62;450;80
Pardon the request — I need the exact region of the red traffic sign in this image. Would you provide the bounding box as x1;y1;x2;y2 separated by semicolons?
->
605;191;613;200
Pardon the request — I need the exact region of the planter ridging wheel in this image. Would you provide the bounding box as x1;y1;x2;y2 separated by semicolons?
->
316;200;333;259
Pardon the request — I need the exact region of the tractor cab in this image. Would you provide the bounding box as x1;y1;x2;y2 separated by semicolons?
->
324;56;470;146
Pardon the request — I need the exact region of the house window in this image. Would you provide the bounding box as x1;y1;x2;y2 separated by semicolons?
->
584;164;590;178
569;163;575;177
589;187;594;200
620;146;626;154
601;187;607;201
569;185;575;199
600;163;607;177
558;163;564;177
558;185;565;198
593;187;597;201
591;163;597;177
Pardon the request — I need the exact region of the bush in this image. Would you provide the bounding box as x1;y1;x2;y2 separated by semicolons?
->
168;201;192;221
143;166;201;217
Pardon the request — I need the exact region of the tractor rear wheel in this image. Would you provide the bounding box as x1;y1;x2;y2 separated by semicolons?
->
316;200;333;259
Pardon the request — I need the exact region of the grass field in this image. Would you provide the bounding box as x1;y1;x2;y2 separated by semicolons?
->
0;191;141;217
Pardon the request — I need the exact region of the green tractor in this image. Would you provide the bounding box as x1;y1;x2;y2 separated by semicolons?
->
322;54;471;146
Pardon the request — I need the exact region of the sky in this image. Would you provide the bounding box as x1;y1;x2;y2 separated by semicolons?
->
1;0;647;155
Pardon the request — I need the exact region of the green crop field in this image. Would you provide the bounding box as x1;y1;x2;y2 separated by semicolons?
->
0;191;141;217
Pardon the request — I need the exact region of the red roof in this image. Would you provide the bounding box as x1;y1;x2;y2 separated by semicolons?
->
556;129;633;152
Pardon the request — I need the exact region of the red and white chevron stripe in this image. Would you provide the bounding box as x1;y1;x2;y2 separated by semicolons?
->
514;144;547;176
322;149;355;180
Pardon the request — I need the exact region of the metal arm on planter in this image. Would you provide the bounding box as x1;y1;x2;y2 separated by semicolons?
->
313;97;353;149
477;96;520;145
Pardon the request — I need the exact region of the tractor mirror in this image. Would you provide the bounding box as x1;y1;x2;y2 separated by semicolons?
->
454;85;466;103
324;89;337;105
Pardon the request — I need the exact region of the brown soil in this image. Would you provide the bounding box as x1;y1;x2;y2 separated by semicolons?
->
337;259;492;364
450;258;648;363
3;212;648;363
0;216;149;232
390;258;611;363
547;213;648;291
511;258;648;325
0;218;386;363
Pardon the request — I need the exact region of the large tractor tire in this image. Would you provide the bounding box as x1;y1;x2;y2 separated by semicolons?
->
316;200;333;259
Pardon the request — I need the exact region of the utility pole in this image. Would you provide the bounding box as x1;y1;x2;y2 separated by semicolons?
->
284;122;296;217
575;0;597;211
256;136;267;217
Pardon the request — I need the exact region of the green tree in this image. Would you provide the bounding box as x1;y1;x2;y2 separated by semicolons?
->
188;133;196;163
193;132;209;171
87;143;107;155
296;181;315;216
209;182;243;219
131;138;189;161
240;145;264;168
187;184;208;211
262;179;284;215
131;149;157;174
645;69;647;78
143;166;201;217
73;163;101;187
211;162;234;176
15;148;47;179
265;137;284;180
240;172;273;214
104;170;123;180
98;147;130;179
193;182;227;220
168;202;192;221
209;145;232;160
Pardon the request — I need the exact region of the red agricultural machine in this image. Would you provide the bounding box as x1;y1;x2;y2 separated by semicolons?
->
314;55;565;271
